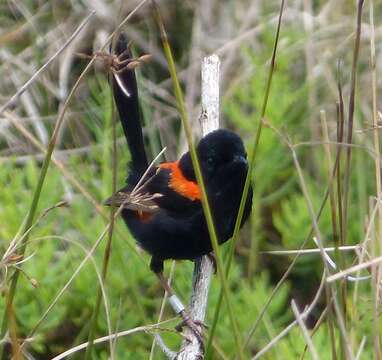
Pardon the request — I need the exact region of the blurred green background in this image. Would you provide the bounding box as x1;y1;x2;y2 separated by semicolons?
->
0;0;381;359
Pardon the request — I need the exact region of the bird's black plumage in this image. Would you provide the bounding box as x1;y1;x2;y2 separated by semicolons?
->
107;34;253;274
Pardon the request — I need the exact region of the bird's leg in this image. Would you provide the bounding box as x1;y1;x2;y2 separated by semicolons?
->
150;258;182;307
150;257;205;350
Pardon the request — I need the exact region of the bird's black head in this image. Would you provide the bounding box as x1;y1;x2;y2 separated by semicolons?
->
179;129;248;181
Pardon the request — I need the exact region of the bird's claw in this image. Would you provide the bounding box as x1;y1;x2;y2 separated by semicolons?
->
176;310;206;352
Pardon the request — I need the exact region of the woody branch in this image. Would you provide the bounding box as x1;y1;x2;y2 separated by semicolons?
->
176;54;220;359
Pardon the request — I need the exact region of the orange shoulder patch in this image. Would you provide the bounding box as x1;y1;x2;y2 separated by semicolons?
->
135;210;153;223
159;161;201;201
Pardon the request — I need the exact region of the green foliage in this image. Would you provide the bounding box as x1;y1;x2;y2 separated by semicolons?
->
273;186;332;276
208;271;291;358
0;1;380;359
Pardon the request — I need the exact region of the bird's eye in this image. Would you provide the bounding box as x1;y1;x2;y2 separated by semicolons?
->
207;157;214;165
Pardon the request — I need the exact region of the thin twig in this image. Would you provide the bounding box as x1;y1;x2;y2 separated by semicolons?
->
150;261;176;359
154;334;177;359
354;336;367;360
16;234;112;354
252;273;326;359
291;300;319;360
261;245;362;255
242;112;345;352
327;255;382;283
50;321;175;360
0;11;95;116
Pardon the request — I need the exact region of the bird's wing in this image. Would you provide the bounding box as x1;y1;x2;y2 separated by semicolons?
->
103;189;161;213
104;161;202;215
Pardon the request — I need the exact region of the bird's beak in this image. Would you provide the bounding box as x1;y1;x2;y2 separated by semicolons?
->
234;155;248;165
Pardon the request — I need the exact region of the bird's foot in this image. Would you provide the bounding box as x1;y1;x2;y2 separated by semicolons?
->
176;310;207;352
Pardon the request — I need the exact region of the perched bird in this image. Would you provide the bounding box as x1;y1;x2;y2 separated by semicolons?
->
105;33;252;343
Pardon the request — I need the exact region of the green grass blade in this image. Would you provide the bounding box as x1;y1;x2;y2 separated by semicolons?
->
205;0;285;356
0;14;96;357
152;1;245;357
84;86;117;360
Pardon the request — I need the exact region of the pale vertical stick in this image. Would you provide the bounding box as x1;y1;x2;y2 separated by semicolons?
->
177;54;220;359
200;55;220;134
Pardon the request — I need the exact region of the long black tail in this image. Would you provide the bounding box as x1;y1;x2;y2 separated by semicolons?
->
112;33;148;176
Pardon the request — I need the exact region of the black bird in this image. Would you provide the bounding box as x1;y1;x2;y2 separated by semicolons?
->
105;33;253;346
